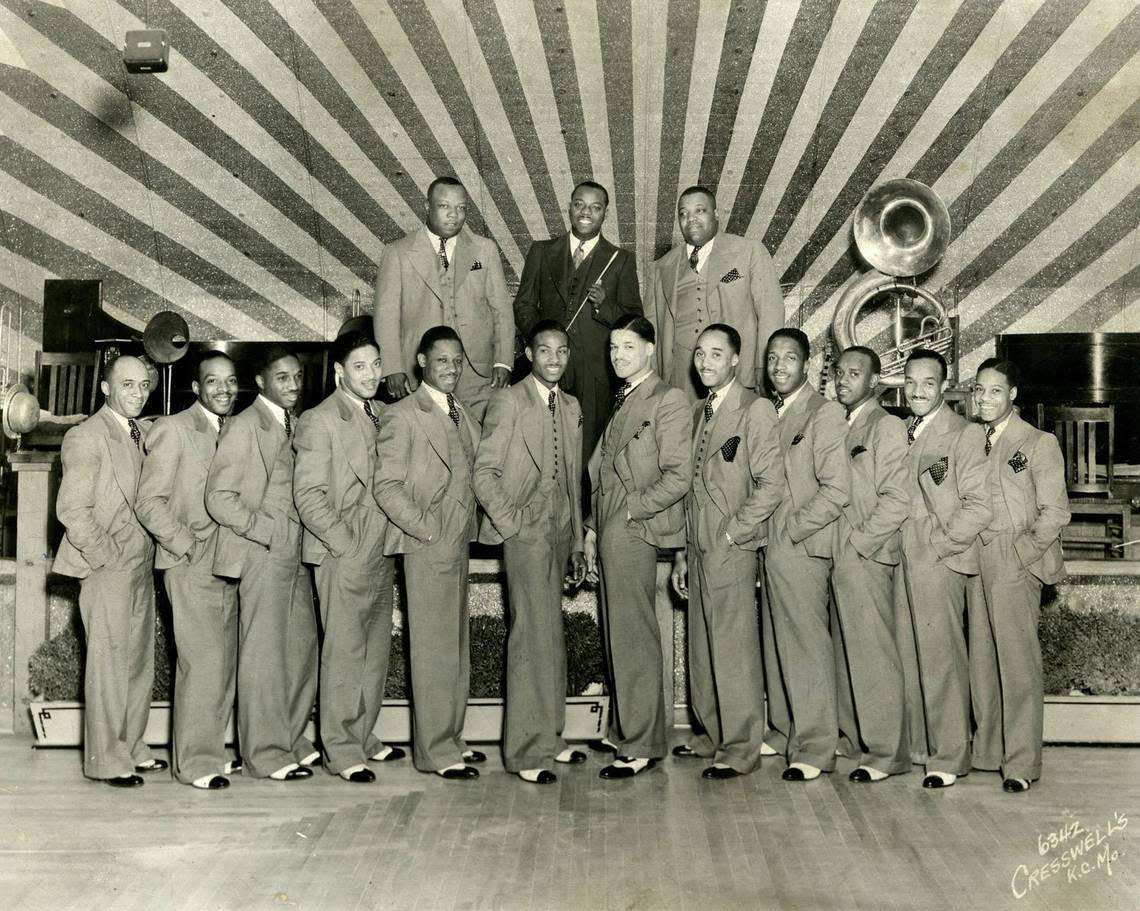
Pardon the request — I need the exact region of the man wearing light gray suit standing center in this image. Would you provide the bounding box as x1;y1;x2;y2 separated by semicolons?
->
137;351;238;790
374;326;485;780
373;176;515;421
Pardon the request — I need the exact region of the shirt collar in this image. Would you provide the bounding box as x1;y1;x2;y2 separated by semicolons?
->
531;376;558;401
425;227;458;258
196;401;224;433
910;402;942;439
337;385;370;413
257;394;289;429
846;399;871;426
987;411;1013;444
621;367;653;395
706;378;734;415
570;233;600;259
422;382;461;417
105;405;133;435
685;235;715;273
776;380;808;416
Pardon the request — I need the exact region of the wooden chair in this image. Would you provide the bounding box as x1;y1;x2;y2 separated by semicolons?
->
1037;404;1133;559
34;351;101;416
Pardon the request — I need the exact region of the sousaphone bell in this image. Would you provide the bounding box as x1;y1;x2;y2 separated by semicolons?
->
832;178;954;387
142;310;190;414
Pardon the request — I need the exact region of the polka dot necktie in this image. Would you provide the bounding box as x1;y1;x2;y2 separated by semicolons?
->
127;419;141;450
364;400;380;432
908;415;923;446
614;383;631;411
985;424;995;456
439;236;449;272
548;389;556;416
704;391;716;423
447;393;461;428
284;411;292;439
689;244;702;272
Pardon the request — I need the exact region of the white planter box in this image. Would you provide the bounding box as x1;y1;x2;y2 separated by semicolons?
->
28;695;609;748
1043;695;1140;744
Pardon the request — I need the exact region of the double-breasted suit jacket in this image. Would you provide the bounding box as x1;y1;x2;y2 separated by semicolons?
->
588;373;691;759
514;234;642;462
373;225;513;418
55;405;157;780
374;383;482;771
976;410;1070;783
649;232;784;398
681;383;785;773
473;379;584;771
137;403;238;785
898;404;991;776
205;397;318;778
294;389;398;774
763;384;850;771
830;402;911;775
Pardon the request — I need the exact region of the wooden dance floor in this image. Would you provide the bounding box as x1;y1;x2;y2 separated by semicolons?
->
2;734;1137;911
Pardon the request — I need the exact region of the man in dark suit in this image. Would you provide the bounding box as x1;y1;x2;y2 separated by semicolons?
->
973;358;1070;793
294;332;405;784
670;324;785;780
474;319;588;784
829;346;910;783
373;176;515;420
514;180;642;474
762;328;850;782
898;349;991;790
137;351;238;790
649;186;784;400
583;315;691;780
205;347;319;781
56;355;160;787
374;326;484;779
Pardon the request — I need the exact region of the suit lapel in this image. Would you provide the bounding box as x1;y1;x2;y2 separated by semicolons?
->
614;375;657;454
412;384;451;468
98;407;141;505
335;391;373;486
451;228;473;293
188;404;219;467
705;235;727;321
558;388;579;484
705;382;744;456
408;227;445;304
252;399;282;479
520;381;546;470
577;235;613;293
778;386;813;449
545;235;571;307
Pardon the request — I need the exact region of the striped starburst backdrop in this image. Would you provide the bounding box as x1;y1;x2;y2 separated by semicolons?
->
1;0;1138;381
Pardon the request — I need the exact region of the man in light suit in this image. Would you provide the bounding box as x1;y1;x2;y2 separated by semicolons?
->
649;186;784;400
669;324;784;780
373;176;514;420
205;347;319;781
899;349;991;790
136;351;237;790
829;346;910;783
294;332;405;784
474;319;588;784
583;314;691;779
762;328;850;782
514;180;642;470
55;355;160;787
973;357;1070;793
374;326;484;779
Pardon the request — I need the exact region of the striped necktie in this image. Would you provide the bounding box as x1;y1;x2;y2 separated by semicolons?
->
907;415;923;446
438;236;450;271
985;424;995;456
704;391;716;423
364;400;380;432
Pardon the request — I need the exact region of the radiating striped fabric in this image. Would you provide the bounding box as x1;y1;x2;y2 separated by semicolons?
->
0;0;1136;384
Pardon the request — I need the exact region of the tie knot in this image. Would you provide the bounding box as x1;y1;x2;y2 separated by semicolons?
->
704;391;716;423
438;236;450;271
773;394;784;413
127;418;141;450
364;399;380;430
217;414;226;431
688;244;702;271
447;393;461;427
907;414;923;445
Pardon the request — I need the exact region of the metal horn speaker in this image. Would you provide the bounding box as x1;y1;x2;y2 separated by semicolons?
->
142;310;190;364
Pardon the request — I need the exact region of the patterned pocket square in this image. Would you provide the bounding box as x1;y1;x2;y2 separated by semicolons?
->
1008;450;1029;473
791;432;804;446
926;456;949;485
720;436;741;462
850;444;867;458
720;268;741;284
470;260;483;271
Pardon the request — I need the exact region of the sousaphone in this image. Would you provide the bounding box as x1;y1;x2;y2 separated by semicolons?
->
832;178;954;387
